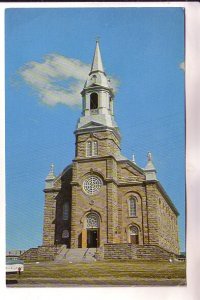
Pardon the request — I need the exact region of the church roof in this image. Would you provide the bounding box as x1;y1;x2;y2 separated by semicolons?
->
156;182;179;216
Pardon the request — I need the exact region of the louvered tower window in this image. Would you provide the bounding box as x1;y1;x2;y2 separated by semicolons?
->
90;93;98;109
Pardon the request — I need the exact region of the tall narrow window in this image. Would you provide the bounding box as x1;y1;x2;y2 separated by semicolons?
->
109;97;112;110
63;202;69;220
86;141;92;157
86;140;98;157
93;141;98;156
129;196;137;217
90;93;98;109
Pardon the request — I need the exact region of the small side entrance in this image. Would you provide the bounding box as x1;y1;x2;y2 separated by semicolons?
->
87;229;98;248
130;234;139;244
129;225;139;245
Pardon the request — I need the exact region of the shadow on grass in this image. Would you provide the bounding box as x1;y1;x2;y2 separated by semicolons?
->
6;279;18;285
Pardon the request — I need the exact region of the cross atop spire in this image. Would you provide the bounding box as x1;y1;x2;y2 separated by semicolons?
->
90;40;104;74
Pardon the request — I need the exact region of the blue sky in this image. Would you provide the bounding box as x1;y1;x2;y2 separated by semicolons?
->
5;8;185;251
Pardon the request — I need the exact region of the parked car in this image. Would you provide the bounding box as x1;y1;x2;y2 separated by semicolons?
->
6;257;24;275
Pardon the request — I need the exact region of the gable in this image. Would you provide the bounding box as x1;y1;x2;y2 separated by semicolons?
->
80;121;104;129
118;162;145;183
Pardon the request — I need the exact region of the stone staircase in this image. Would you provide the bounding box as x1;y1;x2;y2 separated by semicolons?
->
20;247;39;261
103;243;177;261
54;247;97;263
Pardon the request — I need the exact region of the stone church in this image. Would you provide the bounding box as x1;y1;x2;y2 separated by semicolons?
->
29;41;179;261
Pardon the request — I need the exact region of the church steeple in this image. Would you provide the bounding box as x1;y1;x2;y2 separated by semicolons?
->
76;41;119;133
90;40;104;74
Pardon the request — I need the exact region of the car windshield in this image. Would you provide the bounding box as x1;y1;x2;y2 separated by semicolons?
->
6;258;24;264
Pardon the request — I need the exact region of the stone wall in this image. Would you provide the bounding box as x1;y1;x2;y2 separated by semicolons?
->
43;166;72;247
20;248;39;261
145;182;179;255
20;246;61;261
103;243;177;261
76;130;121;159
104;243;133;260
43;190;58;246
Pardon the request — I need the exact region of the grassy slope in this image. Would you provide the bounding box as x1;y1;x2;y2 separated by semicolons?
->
7;260;186;286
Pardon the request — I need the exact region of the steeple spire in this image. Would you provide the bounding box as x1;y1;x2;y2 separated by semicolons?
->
90;40;104;74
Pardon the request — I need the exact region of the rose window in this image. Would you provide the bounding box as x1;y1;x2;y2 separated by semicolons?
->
83;176;102;195
86;213;99;228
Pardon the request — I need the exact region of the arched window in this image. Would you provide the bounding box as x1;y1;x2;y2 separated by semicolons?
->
90;93;98;110
86;140;98;157
63;202;69;220
86;213;99;229
129;196;137;217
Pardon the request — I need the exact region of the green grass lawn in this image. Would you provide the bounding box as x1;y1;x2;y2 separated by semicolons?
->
7;260;186;287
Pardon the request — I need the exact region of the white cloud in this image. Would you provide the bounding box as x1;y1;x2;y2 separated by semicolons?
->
18;53;119;107
179;61;185;72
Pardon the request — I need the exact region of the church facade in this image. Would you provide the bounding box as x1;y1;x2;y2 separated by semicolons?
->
42;42;179;260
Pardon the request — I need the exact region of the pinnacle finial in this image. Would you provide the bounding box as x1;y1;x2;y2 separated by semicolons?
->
50;162;54;174
147;152;152;161
144;152;157;181
132;154;136;163
96;36;100;43
45;162;56;188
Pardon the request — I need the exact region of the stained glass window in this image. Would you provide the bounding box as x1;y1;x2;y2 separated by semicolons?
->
129;196;137;217
130;226;138;235
63;202;69;220
83;176;102;195
86;213;99;228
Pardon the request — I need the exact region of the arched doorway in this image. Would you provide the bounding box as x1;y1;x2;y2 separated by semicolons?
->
129;225;139;244
86;213;99;248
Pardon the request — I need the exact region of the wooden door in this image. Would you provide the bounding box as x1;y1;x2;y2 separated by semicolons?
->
130;234;139;244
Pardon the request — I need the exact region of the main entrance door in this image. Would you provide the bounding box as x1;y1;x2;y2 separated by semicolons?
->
87;229;98;248
85;213;100;248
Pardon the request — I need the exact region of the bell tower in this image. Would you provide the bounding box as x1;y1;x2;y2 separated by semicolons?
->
77;40;119;130
75;40;121;160
70;41;122;248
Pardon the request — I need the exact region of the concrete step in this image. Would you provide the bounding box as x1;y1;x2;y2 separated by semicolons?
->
54;248;97;263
